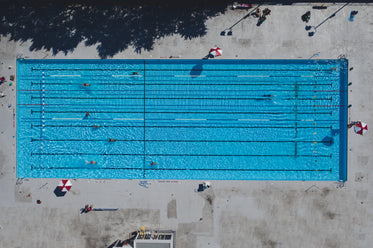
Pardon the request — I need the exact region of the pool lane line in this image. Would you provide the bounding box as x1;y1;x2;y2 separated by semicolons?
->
22;92;342;98
29;82;335;86
130;75;338;78
49;75;81;77
24;93;341;98
18;89;49;91
175;119;206;121
29;96;333;100
237;75;270;77
30;68;339;72
32;68;140;71
113;118;144;121
30;166;332;172
30;110;334;115
238;119;270;121
19;104;50;106
27;76;339;81
30;124;334;129
18;89;346;93
30;139;333;144
174;75;206;77
112;75;143;77
51;118;83;120
143;60;146;179
30;153;332;158
19;103;343;108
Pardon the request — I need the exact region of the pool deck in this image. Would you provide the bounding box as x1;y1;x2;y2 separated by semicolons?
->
1;3;373;248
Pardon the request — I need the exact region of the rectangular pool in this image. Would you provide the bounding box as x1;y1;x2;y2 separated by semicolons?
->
17;59;348;180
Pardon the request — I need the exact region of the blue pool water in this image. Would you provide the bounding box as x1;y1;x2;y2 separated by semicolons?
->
17;59;348;180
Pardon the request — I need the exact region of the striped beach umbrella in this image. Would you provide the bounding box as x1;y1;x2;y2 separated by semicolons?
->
354;121;368;135
209;47;223;57
58;179;72;192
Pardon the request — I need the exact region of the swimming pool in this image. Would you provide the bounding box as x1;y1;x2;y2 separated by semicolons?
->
17;59;348;180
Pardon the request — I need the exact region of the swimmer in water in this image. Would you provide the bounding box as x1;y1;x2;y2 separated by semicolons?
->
150;161;158;165
83;83;90;86
263;94;274;98
108;138;117;142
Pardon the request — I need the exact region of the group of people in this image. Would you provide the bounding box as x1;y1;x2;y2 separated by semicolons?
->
232;2;253;9
0;77;7;98
253;8;271;26
83;204;93;213
302;10;358;24
348;121;358;128
349;10;358;22
302;11;311;23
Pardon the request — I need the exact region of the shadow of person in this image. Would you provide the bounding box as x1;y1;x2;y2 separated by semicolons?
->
202;54;210;60
190;64;203;77
197;184;205;192
322;136;334;146
331;128;340;137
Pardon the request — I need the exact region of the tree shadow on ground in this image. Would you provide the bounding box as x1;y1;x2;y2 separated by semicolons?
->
0;0;231;58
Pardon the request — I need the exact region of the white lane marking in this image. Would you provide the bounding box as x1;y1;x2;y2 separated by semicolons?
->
237;75;270;77
112;75;142;77
301;75;314;77
52;118;83;120
238;119;270;121
174;75;206;77
113;118;144;120
49;75;81;77
175;119;206;121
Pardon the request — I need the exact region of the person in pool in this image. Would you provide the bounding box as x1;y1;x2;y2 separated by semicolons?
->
263;94;274;99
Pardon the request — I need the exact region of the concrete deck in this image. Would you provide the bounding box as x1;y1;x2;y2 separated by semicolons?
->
0;2;372;248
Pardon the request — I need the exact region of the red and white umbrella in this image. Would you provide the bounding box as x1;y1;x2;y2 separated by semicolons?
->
354;121;368;135
58;179;72;192
209;47;223;57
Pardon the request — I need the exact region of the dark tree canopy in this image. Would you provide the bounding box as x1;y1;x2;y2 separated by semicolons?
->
0;0;231;58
